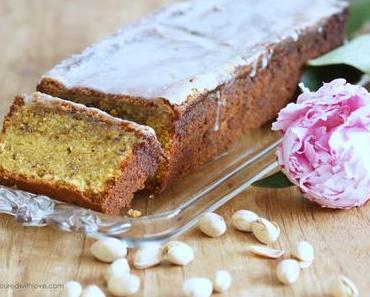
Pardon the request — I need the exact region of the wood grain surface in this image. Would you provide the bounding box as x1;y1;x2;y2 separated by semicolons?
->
0;1;369;296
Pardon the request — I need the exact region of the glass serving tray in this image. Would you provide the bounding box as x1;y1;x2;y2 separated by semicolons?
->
0;102;280;247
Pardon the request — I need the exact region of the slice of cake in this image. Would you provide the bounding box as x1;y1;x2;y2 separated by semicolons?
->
38;0;348;191
0;92;163;214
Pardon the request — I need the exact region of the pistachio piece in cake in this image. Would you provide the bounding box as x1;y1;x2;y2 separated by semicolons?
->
0;92;163;214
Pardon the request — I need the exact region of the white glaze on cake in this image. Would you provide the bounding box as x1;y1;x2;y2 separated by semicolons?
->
41;0;346;105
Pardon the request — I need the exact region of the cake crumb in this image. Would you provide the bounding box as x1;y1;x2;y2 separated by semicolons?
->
127;209;142;218
149;194;155;199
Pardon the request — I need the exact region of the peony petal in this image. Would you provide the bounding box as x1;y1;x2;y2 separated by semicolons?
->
276;79;370;209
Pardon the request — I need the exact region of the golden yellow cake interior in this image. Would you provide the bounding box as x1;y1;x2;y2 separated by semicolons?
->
0;102;137;193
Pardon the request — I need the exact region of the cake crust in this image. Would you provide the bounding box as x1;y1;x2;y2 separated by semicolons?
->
38;0;348;191
0;93;164;214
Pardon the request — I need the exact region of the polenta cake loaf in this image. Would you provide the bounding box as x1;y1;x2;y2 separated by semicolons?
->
0;92;163;214
38;0;348;191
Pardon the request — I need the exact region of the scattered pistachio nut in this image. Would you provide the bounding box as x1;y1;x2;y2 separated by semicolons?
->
133;243;163;269
108;274;141;297
292;240;314;269
90;238;128;263
183;277;213;297
276;259;300;285
251;218;280;244
105;258;130;282
61;281;82;297
328;275;359;297
198;213;227;238
248;245;284;259
212;270;232;293
231;209;259;232
163;241;194;266
81;285;106;297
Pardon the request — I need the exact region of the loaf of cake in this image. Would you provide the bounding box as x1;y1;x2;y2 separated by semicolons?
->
0;92;163;214
38;0;348;191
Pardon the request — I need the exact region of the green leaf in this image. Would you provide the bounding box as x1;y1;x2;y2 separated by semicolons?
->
347;0;370;37
252;171;294;188
301;34;370;91
308;34;370;74
301;64;363;91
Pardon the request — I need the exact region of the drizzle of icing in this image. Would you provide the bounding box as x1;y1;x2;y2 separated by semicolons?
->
249;59;259;78
212;91;223;131
261;49;274;69
42;0;347;105
290;30;300;42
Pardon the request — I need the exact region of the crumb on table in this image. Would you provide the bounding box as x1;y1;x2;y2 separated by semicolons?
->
127;209;142;218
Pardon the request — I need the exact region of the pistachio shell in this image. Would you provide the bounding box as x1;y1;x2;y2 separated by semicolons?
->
105;258;130;282
248;245;284;259
133;244;163;269
81;285;106;297
61;281;82;297
183;277;213;297
198;213;227;238
163;241;194;266
292;241;314;269
251;218;280;244
231;210;259;232
276;259;300;285
328;275;359;297
108;274;141;297
90;238;128;263
212;270;232;293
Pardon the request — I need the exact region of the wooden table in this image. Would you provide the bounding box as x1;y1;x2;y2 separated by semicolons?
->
0;1;369;296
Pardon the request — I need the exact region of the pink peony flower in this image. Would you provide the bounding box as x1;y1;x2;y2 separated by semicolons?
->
272;79;370;209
